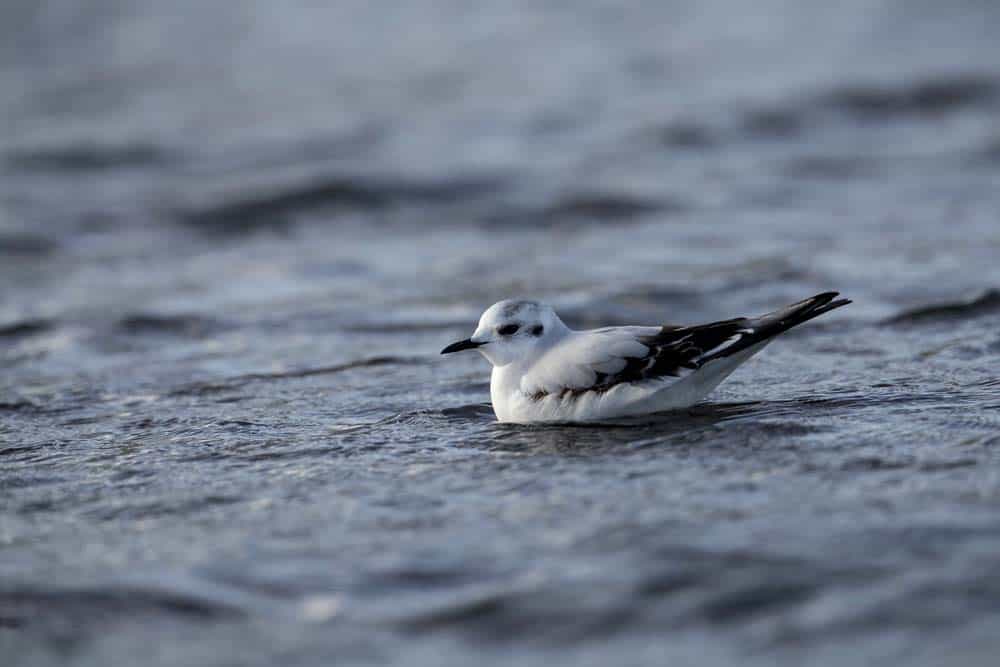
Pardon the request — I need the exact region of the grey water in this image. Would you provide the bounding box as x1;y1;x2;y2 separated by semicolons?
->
3;1;1000;665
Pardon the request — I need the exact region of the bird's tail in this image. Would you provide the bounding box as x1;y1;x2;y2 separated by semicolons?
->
640;292;851;413
753;291;852;338
693;292;852;366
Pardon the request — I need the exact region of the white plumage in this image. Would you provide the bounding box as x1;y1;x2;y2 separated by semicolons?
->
441;293;850;424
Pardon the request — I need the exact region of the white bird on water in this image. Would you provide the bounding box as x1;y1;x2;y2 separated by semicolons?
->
441;292;850;423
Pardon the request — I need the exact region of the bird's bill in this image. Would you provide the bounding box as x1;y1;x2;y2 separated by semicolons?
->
440;338;485;355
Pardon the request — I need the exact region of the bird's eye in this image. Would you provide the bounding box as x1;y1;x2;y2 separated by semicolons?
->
498;324;520;336
531;325;544;336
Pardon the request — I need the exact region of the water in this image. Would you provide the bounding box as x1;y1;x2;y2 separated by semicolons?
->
3;1;1000;664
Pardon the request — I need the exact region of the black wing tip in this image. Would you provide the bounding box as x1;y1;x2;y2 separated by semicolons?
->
820;295;852;308
773;292;852;328
811;295;852;314
806;291;848;307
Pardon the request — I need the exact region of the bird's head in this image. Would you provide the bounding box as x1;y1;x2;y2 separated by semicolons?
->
441;299;567;367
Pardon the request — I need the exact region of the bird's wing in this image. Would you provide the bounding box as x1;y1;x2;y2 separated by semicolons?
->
520;322;750;398
520;292;851;398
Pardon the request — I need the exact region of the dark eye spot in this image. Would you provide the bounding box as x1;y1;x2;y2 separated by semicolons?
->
498;324;520;336
531;325;544;336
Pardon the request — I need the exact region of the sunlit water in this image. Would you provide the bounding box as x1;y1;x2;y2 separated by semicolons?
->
3;1;1000;665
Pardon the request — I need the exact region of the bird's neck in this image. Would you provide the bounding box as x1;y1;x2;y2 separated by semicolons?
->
490;327;568;393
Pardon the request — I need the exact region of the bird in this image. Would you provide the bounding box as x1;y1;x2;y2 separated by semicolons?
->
441;292;850;423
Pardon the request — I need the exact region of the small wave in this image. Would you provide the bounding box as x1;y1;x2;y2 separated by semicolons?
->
342;320;470;334
657;122;719;149
0;318;54;339
840;456;912;471
698;579;819;624
636;546;880;624
918;458;978;471
822;73;998;118
659;73;1000;153
0;234;58;257
6;142;175;172
547;193;667;219
393;590;515;633
236;355;427;381
167;355;427;396
884;288;1000;325
0;399;43;413
485;192;675;227
655;109;806;149
0;443;45;459
178;174;505;232
741;108;805;139
439;403;494;420
389;585;636;643
0;586;243;631
114;313;225;338
90;495;244;521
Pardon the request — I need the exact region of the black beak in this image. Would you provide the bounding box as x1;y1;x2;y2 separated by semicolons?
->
440;339;484;355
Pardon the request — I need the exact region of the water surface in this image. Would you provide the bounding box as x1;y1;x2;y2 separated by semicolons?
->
3;2;1000;665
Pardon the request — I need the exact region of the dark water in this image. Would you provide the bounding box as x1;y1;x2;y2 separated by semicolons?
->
3;1;1000;665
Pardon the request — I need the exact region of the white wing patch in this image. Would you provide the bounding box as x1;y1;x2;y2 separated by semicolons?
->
699;330;751;358
518;327;659;397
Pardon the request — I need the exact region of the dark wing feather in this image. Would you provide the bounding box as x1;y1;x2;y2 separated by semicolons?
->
587;292;851;393
585;320;747;391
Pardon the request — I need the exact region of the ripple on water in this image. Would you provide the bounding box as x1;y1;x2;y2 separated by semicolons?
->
884;288;1000;326
3;3;1000;665
0;586;244;633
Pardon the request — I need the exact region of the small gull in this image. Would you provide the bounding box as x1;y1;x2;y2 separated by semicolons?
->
441;292;851;423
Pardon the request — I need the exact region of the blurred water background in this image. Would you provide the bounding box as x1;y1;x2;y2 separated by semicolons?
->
3;1;1000;665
